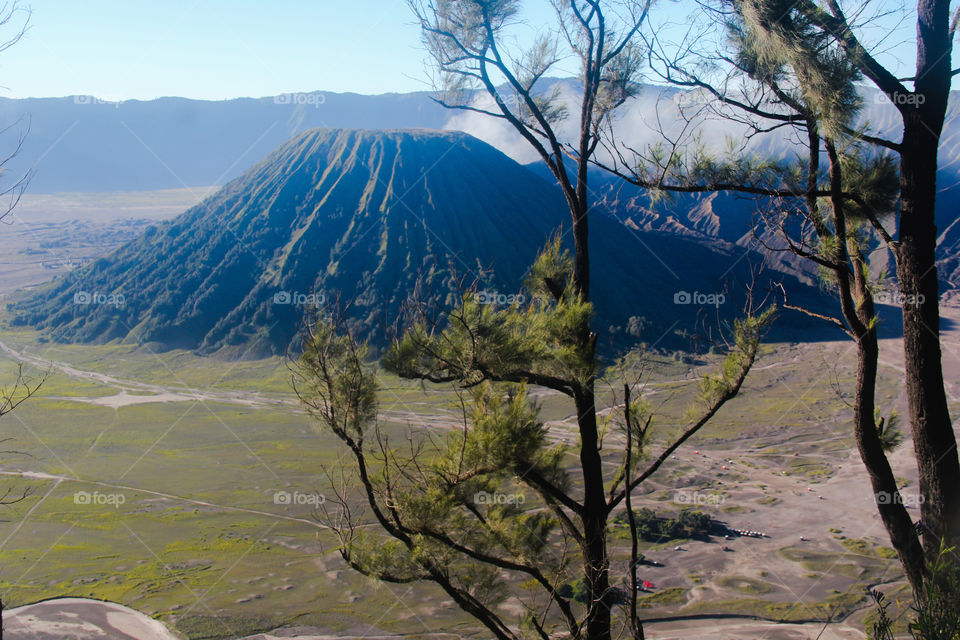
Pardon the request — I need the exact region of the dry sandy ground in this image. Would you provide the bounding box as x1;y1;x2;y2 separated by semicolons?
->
4;598;185;639
3;597;864;640
644;617;864;639
0;189;203;295
0;340;288;410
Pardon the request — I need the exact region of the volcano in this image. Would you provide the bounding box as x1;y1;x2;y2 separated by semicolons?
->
9;128;827;355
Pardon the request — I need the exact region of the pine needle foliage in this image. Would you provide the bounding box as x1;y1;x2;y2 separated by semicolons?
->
293;240;775;640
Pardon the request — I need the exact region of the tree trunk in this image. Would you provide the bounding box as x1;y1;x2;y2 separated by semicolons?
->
571;143;609;639
827;137;931;593
898;138;960;555
897;0;960;554
571;198;591;301
576;385;613;640
853;331;928;591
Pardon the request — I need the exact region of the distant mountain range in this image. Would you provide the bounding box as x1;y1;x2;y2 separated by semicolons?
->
3;83;958;194
0;91;448;193
5;83;958;354
8;128;831;356
4;84;958;285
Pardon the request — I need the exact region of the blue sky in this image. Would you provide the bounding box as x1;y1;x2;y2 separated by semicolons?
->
1;0;927;101
4;1;434;99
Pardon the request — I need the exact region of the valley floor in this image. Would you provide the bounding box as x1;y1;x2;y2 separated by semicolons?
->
3;597;870;640
0;299;957;639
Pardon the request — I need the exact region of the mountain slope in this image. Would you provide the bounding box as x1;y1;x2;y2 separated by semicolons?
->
9;128;829;355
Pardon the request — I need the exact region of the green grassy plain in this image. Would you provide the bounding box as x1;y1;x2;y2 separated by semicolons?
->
0;318;915;638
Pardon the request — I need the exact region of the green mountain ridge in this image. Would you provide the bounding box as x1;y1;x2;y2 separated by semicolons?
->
8;127;828;356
